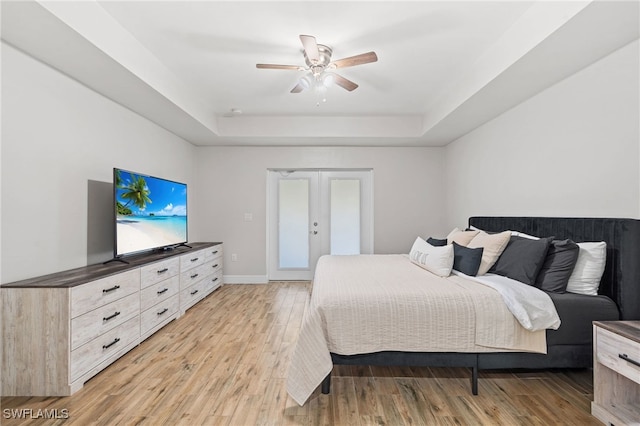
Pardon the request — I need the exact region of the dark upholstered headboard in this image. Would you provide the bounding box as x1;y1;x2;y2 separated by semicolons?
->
468;217;640;321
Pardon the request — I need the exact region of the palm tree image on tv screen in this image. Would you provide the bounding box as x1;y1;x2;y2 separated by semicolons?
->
115;169;187;256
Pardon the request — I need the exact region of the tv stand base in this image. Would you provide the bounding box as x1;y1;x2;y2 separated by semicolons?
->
103;257;130;265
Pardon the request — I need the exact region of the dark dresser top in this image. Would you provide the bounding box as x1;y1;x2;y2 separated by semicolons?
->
1;242;222;289
594;321;640;345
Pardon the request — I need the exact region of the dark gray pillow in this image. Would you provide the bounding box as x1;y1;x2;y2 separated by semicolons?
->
452;242;483;276
426;237;447;247
489;236;552;285
535;239;580;293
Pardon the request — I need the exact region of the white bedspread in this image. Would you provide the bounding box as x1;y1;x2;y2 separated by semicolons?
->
287;255;553;406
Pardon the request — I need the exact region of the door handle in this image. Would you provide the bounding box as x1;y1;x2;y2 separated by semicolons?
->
310;230;318;235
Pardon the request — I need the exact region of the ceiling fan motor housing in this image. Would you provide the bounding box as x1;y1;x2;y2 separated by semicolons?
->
304;44;333;72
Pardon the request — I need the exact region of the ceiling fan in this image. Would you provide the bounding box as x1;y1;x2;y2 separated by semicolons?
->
256;35;378;93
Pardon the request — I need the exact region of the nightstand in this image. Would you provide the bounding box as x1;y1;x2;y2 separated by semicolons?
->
592;321;640;425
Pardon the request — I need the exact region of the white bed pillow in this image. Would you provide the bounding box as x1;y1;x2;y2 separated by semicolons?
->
566;242;607;296
470;225;540;241
511;231;540;240
409;237;454;277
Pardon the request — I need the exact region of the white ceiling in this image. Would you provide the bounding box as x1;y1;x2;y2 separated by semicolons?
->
1;1;638;147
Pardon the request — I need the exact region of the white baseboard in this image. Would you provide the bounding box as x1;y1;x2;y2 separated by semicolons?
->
223;275;269;284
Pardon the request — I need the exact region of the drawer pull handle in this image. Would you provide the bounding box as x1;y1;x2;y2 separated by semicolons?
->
191;273;199;279
157;288;169;295
619;353;640;368
103;285;120;293
103;338;120;350
190;289;199;295
103;311;121;322
190;257;199;262
157;308;169;316
212;264;219;268
212;250;219;254
157;268;169;274
212;277;218;282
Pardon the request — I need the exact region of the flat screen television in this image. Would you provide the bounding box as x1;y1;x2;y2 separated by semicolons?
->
113;168;188;258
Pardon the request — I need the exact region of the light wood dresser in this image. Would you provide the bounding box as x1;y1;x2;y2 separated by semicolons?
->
1;242;222;397
592;321;640;425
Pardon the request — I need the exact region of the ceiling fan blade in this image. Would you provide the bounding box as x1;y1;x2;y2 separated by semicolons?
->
300;34;320;63
330;51;378;69
256;63;304;70
290;82;306;93
334;74;358;91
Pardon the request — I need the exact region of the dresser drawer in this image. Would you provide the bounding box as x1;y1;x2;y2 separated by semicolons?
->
180;249;207;272
70;316;139;382
209;258;223;275
140;275;179;312
179;261;212;291
205;245;223;261
141;294;179;336
71;292;140;350
205;271;223;293
180;279;207;310
140;258;180;289
71;269;140;318
597;327;640;385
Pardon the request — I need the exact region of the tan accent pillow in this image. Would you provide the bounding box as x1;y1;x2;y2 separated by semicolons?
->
467;230;512;275
446;228;480;246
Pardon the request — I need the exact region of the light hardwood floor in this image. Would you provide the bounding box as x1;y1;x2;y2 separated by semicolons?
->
2;282;600;425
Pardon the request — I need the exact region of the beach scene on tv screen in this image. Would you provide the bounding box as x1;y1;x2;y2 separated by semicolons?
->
115;170;187;255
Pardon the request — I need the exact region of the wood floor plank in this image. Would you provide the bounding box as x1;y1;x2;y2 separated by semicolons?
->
390;392;421;425
1;282;602;425
377;394;406;425
228;394;262;426
354;376;385;422
417;376;458;418
331;377;360;426
255;378;288;425
396;377;438;425
306;394;333;426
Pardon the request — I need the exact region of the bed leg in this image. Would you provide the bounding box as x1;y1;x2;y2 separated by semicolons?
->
321;374;331;394
471;366;478;395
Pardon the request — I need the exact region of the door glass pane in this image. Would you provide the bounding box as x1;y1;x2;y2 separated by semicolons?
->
330;179;360;255
279;179;309;268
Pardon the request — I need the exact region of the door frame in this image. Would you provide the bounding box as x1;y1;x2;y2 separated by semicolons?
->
266;168;374;281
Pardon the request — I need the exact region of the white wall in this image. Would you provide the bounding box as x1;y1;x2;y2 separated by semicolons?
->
445;40;640;229
193;146;446;278
1;43;196;283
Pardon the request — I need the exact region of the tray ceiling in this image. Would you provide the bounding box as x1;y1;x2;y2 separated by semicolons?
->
1;1;638;146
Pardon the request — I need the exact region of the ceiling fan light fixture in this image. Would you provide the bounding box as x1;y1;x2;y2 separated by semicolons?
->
299;75;312;90
321;72;336;88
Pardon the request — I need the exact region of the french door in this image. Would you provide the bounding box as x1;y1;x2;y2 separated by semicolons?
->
268;170;373;280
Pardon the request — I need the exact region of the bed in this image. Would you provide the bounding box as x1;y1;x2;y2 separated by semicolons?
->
286;217;640;406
